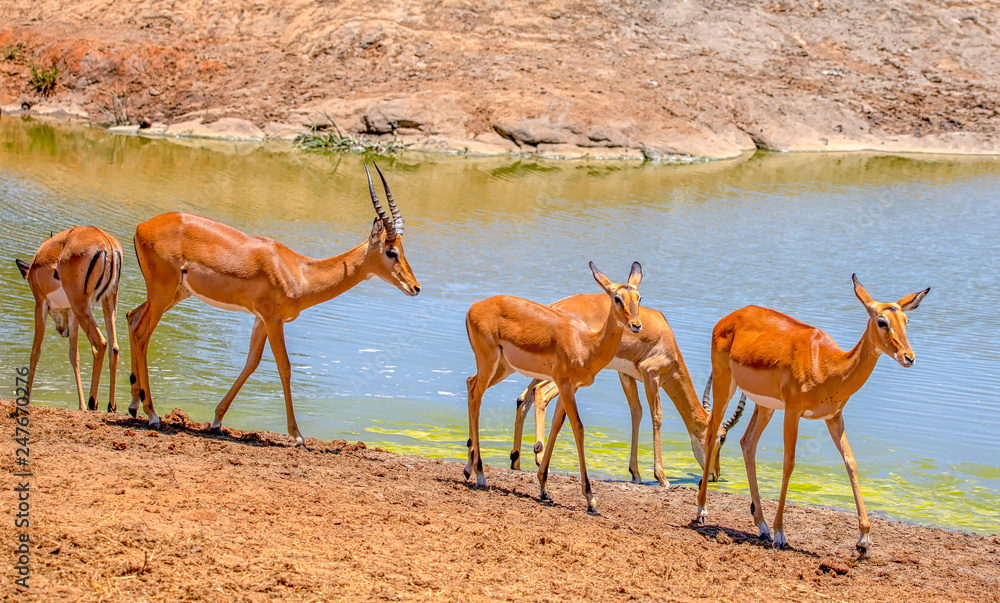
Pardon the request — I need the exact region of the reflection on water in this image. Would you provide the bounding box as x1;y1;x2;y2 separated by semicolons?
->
1;117;998;535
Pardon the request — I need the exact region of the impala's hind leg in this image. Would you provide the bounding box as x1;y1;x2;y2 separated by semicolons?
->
512;378;543;470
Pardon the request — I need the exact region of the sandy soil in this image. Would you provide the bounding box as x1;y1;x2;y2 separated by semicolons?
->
1;0;999;158
2;401;998;601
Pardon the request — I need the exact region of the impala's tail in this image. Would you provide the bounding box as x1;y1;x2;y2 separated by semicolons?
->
702;372;747;444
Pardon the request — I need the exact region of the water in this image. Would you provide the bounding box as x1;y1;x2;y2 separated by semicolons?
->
2;117;998;535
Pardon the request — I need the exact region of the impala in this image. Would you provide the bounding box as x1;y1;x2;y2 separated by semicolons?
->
696;274;929;552
126;163;420;447
510;293;746;485
465;262;643;514
15;226;122;412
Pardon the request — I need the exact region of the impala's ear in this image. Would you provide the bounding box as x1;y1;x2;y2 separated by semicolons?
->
627;261;642;287
898;287;930;312
852;273;878;312
15;259;30;280
590;261;613;290
369;217;385;245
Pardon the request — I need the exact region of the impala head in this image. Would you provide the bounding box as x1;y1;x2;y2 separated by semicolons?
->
853;274;930;368
590;261;643;333
365;162;421;297
14;258;72;336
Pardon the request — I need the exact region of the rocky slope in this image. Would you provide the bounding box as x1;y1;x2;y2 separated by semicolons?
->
1;0;998;159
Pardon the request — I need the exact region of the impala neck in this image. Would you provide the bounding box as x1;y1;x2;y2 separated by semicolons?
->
299;241;373;309
666;366;710;436
835;318;882;399
590;303;627;369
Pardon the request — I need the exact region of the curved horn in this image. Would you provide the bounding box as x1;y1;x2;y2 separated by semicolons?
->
722;393;747;433
373;161;403;235
701;371;713;412
365;163;397;241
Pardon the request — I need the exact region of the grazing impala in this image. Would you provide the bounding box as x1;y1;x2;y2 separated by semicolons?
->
126;163;420;447
15;226;122;412
696;275;930;552
510;294;746;485
465;262;643;514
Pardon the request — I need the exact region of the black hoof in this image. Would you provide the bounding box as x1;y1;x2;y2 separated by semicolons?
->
88;396;97;411
586;506;599;516
857;544;868;556
107;403;114;413
540;492;552;503
209;426;223;436
463;469;471;481
128;408;137;418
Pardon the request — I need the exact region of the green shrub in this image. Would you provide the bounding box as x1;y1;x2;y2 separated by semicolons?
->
29;63;59;96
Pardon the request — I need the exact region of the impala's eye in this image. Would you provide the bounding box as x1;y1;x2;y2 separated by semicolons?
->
614;296;623;306
877;316;889;329
386;249;398;260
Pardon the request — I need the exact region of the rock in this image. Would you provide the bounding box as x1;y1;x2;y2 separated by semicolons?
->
493;116;585;147
637;125;748;161
165;118;265;140
535;143;591;159
107;125;140;135
362;98;432;134
263;122;310;140
584;122;635;148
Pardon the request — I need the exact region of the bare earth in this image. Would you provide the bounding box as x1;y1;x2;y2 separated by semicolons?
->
2;402;998;601
1;0;999;158
3;1;1000;600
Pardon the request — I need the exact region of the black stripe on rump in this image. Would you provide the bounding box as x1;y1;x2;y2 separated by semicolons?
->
84;250;106;295
95;247;117;301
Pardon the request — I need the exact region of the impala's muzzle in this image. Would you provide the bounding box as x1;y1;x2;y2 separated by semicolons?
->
628;320;642;333
898;352;915;367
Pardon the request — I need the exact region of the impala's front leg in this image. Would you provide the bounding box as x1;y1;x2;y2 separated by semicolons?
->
617;372;643;484
26;302;47;403
559;386;597;514
67;314;85;410
826;412;871;554
772;411;801;549
264;319;307;449
643;373;667;486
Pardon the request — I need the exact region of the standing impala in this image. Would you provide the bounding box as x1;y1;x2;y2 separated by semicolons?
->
15;226;122;412
465;262;643;514
126;163;420;447
696;275;929;552
510;293;746;485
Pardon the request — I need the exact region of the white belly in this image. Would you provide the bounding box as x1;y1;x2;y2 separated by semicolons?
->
604;357;642;381
46;285;71;310
182;274;253;314
743;390;785;411
506;362;553;382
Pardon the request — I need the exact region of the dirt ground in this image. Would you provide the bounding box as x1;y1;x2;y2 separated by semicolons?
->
2;0;999;158
2;401;998;601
